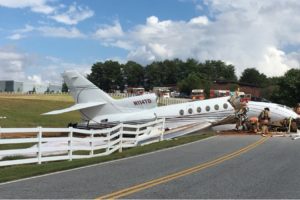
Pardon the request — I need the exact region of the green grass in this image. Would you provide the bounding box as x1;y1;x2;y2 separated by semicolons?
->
0;143;36;150
1;156;28;161
0;94;74;102
0;98;80;127
0;132;214;183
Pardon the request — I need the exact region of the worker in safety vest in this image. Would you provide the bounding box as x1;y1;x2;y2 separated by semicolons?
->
258;107;271;136
249;117;259;133
294;103;300;115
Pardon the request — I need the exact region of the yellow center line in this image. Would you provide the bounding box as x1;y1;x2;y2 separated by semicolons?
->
96;137;268;200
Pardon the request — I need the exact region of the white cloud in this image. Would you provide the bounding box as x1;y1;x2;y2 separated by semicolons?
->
16;24;35;33
27;75;42;84
0;47;30;81
0;47;91;84
37;26;85;38
8;25;85;39
189;16;209;25
7;33;24;40
94;21;124;40
0;1;94;24
40;57;91;84
0;0;54;14
93;1;300;77
50;3;94;25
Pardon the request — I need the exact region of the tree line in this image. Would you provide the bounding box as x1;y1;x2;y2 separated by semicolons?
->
77;58;299;107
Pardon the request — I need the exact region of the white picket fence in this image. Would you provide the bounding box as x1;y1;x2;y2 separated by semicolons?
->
157;97;191;106
0;119;165;167
109;93;191;106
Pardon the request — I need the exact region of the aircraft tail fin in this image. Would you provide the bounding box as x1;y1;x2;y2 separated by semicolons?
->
63;71;114;104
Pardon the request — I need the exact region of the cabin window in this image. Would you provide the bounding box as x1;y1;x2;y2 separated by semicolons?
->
188;108;193;114
223;103;228;109
206;106;210;112
214;104;219;110
179;109;184;115
197;107;201;113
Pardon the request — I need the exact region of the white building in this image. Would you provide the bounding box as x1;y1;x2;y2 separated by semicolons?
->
0;81;62;93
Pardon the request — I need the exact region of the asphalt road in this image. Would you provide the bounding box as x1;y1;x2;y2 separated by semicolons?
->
1;135;300;199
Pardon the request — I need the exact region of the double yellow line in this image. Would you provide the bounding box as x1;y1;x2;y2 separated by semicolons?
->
97;137;268;199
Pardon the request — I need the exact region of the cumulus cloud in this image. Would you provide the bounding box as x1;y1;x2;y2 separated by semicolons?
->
94;0;300;77
0;0;54;14
94;21;124;40
0;47;31;81
8;25;85;39
0;47;91;84
27;75;43;84
0;1;94;25
37;26;85;38
40;56;91;84
50;3;94;25
7;33;24;40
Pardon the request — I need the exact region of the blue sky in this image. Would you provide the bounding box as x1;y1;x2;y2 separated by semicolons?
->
0;0;300;84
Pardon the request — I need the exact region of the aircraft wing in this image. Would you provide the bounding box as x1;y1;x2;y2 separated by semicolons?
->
42;102;106;115
212;114;237;126
164;121;212;139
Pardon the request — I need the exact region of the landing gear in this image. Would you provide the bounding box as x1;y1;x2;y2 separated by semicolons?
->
67;122;78;128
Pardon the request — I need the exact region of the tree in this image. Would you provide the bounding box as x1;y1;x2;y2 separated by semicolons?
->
177;73;211;96
199;60;237;81
88;61;122;92
239;68;268;87
123;61;144;88
270;69;300;106
62;82;68;93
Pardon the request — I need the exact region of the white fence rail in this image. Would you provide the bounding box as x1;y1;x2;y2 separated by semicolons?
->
109;93;191;106
157;97;191;106
0;119;165;167
0;92;191;106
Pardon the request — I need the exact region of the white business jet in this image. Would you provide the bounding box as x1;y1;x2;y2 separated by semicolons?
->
43;71;299;132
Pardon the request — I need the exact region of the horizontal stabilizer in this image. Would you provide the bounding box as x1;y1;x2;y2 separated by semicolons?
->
42;102;106;115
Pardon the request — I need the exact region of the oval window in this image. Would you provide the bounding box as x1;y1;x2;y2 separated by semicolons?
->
179;109;184;115
223;103;228;109
214;104;219;110
206;106;210;112
188;108;193;114
197;107;201;113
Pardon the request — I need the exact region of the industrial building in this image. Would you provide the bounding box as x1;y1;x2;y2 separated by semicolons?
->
0;80;23;92
0;80;62;93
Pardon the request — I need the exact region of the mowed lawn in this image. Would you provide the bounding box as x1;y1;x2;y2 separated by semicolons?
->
0;95;80;128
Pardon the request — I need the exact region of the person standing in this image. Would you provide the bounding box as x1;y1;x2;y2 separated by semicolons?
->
258;107;271;136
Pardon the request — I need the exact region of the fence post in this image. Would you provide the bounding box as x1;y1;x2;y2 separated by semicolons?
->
106;130;111;154
160;118;165;141
37;126;42;164
119;123;123;153
90;130;94;156
68;127;73;161
135;126;140;146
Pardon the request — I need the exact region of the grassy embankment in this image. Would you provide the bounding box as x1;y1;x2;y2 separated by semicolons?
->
0;94;80;128
0;132;214;183
0;94;215;183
